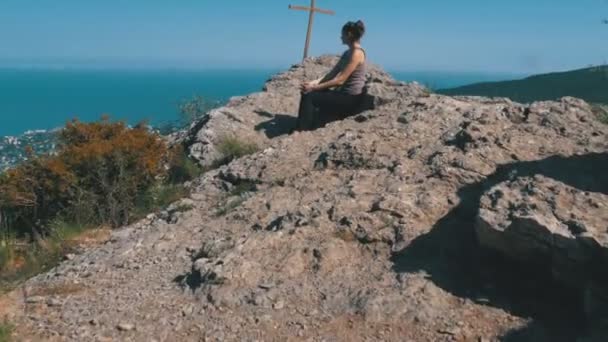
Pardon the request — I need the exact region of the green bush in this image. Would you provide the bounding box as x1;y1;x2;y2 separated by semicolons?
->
215;197;246;217
167;144;203;184
154;96;221;135
0;219;98;294
0;241;14;272
0;117;168;235
0;239;63;292
213;136;259;168
0;219;91;293
0;117;200;292
179;95;216;126
134;184;190;218
592;103;608;124
0;321;13;342
59;119;167;227
229;180;257;197
48;219;89;244
0;215;15;271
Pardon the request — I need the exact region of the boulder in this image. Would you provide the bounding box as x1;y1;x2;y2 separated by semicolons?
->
477;175;608;323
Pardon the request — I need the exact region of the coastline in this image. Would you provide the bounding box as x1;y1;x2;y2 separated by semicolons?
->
0;129;59;171
0;124;174;172
0;68;527;171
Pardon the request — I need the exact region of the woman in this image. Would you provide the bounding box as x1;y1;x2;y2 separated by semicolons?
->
296;20;367;131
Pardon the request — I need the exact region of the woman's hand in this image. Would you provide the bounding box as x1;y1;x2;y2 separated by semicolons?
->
300;80;318;94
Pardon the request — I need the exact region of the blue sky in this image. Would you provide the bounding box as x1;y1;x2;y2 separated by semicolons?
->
0;0;607;72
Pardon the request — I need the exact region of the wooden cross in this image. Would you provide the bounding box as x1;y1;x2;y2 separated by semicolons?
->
289;0;335;61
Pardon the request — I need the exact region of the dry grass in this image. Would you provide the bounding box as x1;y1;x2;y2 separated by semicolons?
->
215;197;246;217
334;229;357;242
0;225;110;295
212;135;259;168
62;227;111;249
27;282;87;298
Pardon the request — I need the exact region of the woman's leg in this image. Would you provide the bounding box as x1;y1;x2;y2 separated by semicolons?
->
310;92;360;127
297;92;316;131
297;90;327;131
297;90;360;131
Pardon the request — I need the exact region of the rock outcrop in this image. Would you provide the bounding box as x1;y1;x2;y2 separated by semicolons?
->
181;55;428;167
477;175;608;324
1;56;607;342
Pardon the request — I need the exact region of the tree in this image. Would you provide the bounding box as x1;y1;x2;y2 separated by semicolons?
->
0;118;169;236
178;96;219;127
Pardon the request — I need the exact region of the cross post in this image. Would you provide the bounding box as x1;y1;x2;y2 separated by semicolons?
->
289;0;335;61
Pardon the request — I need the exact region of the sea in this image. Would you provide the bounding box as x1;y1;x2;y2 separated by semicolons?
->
0;68;526;137
0;67;527;170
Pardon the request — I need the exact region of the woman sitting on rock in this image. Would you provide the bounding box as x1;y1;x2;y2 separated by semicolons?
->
296;20;367;131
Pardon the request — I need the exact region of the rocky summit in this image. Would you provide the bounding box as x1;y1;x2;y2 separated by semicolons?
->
1;56;607;342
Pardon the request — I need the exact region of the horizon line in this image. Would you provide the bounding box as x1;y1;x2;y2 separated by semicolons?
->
0;63;539;75
0;57;590;75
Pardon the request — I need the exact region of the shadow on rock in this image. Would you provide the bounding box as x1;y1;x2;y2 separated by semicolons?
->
391;152;608;341
174;268;204;293
254;111;298;138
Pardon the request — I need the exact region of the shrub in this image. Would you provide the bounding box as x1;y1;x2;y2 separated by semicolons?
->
134;184;189;218
179;95;217;126
0;213;17;271
215;197;246;217
0;240;14;272
0;238;63;292
229;180;257;197
47;219;90;247
0;321;13;342
166;144;203;184
58;118;167;227
0;117;169;236
1;220;107;293
154;96;220;135
420;83;435;95
0;117;200;292
172;203;195;213
0;156;76;238
592;103;608;124
213;136;259;167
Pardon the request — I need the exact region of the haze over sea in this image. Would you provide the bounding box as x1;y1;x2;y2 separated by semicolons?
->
0;68;525;137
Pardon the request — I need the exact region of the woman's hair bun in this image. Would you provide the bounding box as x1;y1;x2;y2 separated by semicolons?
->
343;20;366;40
355;20;365;37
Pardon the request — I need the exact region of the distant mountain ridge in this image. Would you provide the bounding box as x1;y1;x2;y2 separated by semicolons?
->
437;65;608;104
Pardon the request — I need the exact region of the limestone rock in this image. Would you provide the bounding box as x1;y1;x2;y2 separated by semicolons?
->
181;55;428;167
477;175;608;323
117;323;135;331
3;56;607;342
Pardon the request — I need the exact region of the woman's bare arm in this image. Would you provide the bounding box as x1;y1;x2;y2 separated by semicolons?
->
317;63;341;83
312;50;364;91
304;64;340;86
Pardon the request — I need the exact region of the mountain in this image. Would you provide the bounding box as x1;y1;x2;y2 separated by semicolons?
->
437;65;608;104
1;56;607;341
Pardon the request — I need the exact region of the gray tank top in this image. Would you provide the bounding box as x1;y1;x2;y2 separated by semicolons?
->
337;48;367;95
